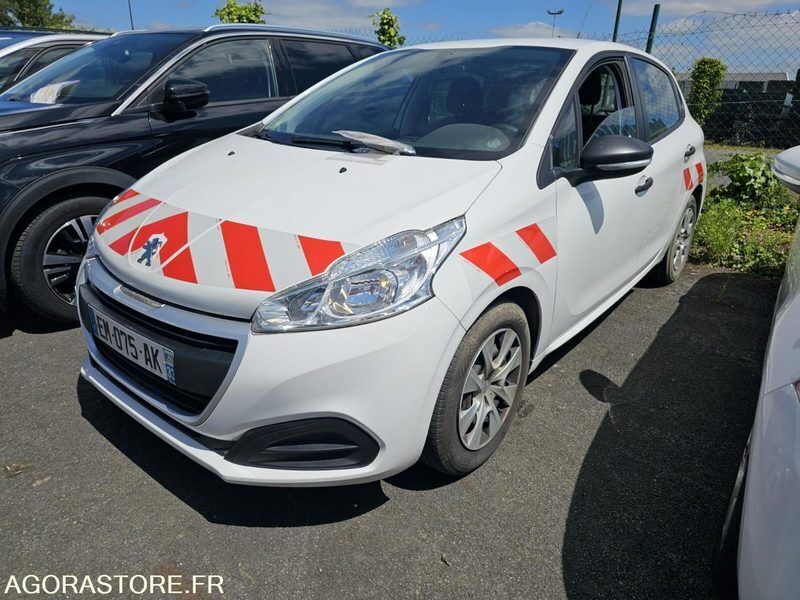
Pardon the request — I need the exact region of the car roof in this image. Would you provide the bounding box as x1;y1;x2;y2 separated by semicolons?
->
404;38;665;69
112;25;386;48
410;37;646;54
0;31;106;56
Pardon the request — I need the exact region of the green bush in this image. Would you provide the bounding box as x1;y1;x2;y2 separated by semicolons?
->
693;153;798;277
687;58;727;127
693;199;744;264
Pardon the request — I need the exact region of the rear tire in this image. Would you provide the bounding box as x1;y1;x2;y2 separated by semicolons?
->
10;196;109;324
648;196;698;286
422;302;531;476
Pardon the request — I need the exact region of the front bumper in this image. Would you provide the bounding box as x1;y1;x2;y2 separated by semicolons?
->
78;258;465;486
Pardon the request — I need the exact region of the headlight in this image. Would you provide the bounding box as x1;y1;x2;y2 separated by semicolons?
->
84;233;99;259
252;216;466;333
85;193;121;260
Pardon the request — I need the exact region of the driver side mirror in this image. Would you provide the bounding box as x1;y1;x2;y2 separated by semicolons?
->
162;77;209;113
562;135;653;186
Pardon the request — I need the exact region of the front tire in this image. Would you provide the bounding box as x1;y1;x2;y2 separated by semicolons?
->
649;196;698;285
422;302;531;476
10;196;109;323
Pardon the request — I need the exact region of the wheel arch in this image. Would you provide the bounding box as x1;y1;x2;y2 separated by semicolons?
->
459;284;543;366
0;167;135;298
693;183;704;213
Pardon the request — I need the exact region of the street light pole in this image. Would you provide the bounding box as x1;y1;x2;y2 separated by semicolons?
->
127;0;135;30
546;9;565;38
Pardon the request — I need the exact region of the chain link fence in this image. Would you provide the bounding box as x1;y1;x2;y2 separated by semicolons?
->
602;11;800;164
335;11;800;165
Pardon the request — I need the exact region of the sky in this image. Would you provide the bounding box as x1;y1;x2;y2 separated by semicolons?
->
55;0;800;41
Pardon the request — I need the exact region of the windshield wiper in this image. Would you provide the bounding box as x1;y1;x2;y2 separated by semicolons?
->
333;130;416;156
258;128;360;151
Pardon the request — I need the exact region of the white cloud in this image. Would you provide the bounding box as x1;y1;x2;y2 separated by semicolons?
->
418;21;441;31
648;12;800;74
147;20;176;30
346;0;421;7
488;20;577;38
266;0;374;30
624;0;786;17
263;0;419;30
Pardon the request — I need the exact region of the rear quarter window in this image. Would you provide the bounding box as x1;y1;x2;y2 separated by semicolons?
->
350;44;383;60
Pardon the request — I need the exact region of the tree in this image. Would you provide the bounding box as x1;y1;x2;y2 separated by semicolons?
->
371;8;405;49
213;0;267;24
688;57;728;127
0;0;76;29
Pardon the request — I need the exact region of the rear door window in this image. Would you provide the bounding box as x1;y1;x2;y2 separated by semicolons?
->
281;39;354;92
631;58;681;141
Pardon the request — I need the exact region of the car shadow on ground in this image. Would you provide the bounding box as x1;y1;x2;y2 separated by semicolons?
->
76;377;392;527
560;272;777;599
0;302;75;340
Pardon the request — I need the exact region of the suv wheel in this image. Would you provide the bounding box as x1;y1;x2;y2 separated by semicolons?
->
422;302;531;476
10;196;109;323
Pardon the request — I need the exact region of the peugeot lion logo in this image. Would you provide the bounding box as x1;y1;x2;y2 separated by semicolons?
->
137;236;164;268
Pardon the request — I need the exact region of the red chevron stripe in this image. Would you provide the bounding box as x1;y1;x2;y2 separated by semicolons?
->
96;198;161;235
220;221;274;291
683;168;693;191
695;162;704;184
516;223;556;263
111;188;140;206
298;235;345;276
108;211;197;283
461;243;520;285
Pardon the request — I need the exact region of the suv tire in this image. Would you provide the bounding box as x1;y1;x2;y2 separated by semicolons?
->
10;196;108;323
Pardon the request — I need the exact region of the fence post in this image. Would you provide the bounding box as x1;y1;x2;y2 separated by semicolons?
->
612;0;623;41
645;4;660;53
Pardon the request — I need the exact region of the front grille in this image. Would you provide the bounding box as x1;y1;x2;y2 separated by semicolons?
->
79;283;239;416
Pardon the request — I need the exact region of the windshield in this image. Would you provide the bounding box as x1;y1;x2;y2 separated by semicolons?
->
263;46;573;160
0;32;194;105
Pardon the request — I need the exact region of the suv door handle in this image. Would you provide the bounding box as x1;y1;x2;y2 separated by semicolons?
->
635;177;654;194
684;145;696;160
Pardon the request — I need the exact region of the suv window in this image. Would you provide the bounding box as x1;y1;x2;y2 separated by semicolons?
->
25;46;80;77
0;48;37;90
281;39;354;93
631;58;680;141
171;38;277;103
350;44;382;61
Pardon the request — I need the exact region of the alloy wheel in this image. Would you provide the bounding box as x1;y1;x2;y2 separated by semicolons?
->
41;214;97;305
458;328;523;450
672;204;696;273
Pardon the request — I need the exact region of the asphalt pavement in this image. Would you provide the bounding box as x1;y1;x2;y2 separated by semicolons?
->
0;264;777;598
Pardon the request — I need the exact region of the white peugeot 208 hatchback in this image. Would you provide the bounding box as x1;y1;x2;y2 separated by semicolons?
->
77;39;705;486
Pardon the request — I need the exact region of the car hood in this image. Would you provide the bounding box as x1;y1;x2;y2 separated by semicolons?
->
94;132;501;319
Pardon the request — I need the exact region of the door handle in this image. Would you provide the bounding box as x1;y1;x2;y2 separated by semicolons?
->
684;145;696;160
635;177;654;194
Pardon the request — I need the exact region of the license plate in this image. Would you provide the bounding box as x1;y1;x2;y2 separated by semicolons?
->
88;306;176;385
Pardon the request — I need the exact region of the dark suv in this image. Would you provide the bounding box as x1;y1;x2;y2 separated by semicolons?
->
0;25;385;322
